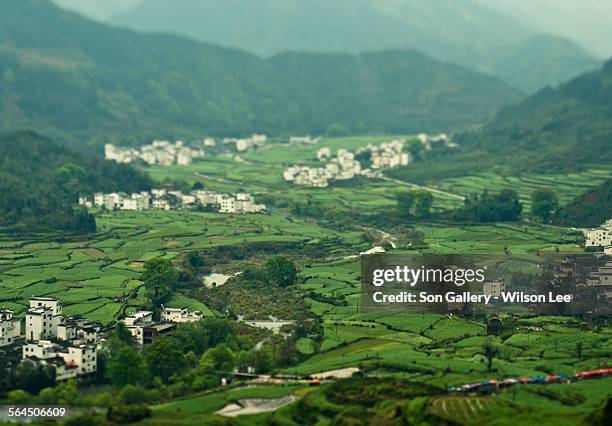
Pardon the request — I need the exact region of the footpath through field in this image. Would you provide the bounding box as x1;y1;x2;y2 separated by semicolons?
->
380;176;465;201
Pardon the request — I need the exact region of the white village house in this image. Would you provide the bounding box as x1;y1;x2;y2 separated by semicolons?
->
81;189;265;214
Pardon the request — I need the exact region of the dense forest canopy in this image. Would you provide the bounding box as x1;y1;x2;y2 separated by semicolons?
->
0;0;521;151
553;180;612;227
0;131;152;232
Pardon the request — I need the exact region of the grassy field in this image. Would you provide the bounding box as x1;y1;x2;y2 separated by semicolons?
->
3;135;610;424
145;384;306;425
0;210;365;324
145;139;611;230
145;135;464;216
285;222;610;396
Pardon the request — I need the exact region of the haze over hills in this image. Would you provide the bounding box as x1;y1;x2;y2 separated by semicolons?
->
477;0;612;58
109;0;601;93
389;58;612;182
0;0;521;151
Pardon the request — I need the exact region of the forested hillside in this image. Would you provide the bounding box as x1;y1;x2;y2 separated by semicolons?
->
389;59;612;182
0;0;521;150
111;0;601;93
0;131;152;232
553;180;612;227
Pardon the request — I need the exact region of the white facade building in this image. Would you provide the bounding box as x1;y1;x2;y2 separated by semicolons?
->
59;345;97;376
585;220;612;248
25;307;57;341
0;309;21;347
85;189;265;214
161;307;203;323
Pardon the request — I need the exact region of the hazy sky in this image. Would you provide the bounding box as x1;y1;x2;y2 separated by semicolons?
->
54;0;612;58
475;0;612;57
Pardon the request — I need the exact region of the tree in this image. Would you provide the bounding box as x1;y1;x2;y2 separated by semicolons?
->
119;384;150;405
37;381;79;405
453;189;522;222
414;192;433;218
254;345;275;374
199;344;235;373
108;322;136;350
264;256;297;287
496;189;523;221
482;339;499;371
576;341;583;359
144;338;185;383
106;346;147;387
405;139;423;161
10;360;55;394
531;189;558;223
396;192;415;218
7;389;31;404
142;258;178;309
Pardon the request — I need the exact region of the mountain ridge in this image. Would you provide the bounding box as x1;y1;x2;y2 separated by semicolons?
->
110;0;600;93
0;0;521;150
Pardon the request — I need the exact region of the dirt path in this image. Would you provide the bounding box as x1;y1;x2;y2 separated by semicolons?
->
379;176;465;201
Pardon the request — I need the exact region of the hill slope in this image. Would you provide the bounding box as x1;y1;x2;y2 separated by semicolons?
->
0;0;521;150
0;131;152;232
553;180;612;227
110;0;600;93
388;59;612;182
490;35;601;94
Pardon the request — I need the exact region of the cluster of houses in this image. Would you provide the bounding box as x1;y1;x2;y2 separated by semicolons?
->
79;189;266;214
283;139;410;187
105;140;209;166
283;148;363;187
0;297;101;381
104;134;269;166
585;219;612;253
120;307;202;346
414;133;454;149
282;133;457;188
222;134;268;152
0;297;204;382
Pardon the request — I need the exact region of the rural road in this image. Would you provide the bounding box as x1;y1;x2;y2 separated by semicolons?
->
380;176;465;201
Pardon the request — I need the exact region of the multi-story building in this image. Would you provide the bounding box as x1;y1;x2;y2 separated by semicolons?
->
585;220;612;249
25;307;57;341
59;344;97;376
29;297;62;315
0;309;21;347
122;311;154;345
161;307;203;323
143;323;176;344
25;297;62;341
22;340;96;379
86;189;265;214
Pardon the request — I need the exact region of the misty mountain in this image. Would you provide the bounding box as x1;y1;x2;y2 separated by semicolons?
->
0;0;521;151
475;0;612;58
111;0;601;93
490;35;601;94
389;58;612;182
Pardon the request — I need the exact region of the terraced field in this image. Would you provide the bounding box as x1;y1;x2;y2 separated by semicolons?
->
434;165;612;210
146;384;306;425
0;210;365;324
145;135;464;216
286;222;610;395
